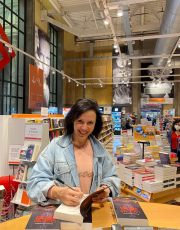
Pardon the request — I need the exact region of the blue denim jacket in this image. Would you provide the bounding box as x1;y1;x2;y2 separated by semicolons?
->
27;134;120;205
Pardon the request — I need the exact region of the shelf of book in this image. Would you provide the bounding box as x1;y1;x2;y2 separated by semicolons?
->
103;136;113;146
13;179;27;184
99;132;113;141
49;127;65;131
100;128;113;135
121;182;180;203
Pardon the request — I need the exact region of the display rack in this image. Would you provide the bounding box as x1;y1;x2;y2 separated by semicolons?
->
98;115;114;146
111;112;121;135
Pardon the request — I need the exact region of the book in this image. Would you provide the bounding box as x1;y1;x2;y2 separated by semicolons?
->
60;209;92;230
111;197;148;227
92;202;117;229
19;144;28;160
26;165;34;181
15;184;27;203
159;152;170;164
15;164;25;181
21;190;32;206
25;205;60;230
31;145;40;161
26;145;35;161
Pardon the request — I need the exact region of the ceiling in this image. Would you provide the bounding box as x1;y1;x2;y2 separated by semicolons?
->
40;0;180;87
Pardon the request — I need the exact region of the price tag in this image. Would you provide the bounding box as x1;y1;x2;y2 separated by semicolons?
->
8;145;21;164
41;107;48;117
25;123;42;140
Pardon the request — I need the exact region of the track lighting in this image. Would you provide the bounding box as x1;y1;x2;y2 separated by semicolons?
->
117;7;123;17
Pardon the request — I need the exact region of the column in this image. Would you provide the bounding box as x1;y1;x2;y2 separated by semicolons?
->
24;0;35;113
132;59;141;124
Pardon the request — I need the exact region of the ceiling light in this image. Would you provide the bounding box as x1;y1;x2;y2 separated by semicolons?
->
168;63;171;66
76;83;79;86
124;41;127;46
172;82;174;85
62;76;65;79
117;7;123;17
101;84;103;87
122;79;124;83
159;78;162;84
8;47;12;53
68;78;71;82
178;44;180;48
132;41;135;45
114;42;118;49
52;69;55;74
170;69;173;74
115;49;119;53
128;72;131;76
153;78;156;82
84;85;86;88
126;83;129;87
167;57;171;63
124;73;127;77
103;17;110;25
116;84;118;87
128;60;131;65
143;83;145;87
127;80;129;84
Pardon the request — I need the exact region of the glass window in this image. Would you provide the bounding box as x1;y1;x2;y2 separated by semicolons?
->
18;85;23;97
0;0;25;114
11;97;17;114
18;98;23;113
12;0;18;14
19;0;24;19
11;84;17;96
5;7;11;23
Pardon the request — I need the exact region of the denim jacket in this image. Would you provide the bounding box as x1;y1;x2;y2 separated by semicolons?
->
167;130;180;152
27;134;120;205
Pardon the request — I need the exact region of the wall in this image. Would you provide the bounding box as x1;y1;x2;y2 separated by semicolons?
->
163;104;173;116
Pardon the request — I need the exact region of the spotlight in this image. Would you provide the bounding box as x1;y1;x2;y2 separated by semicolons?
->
126;83;129;87
117;7;123;17
128;72;131;76
103;17;110;25
172;82;174;85
52;69;55;74
76;83;79;86
132;40;135;45
114;42;118;49
168;63;171;66
167;57;171;63
68;78;71;82
170;69;173;74
115;49;119;53
84;85;86;88
143;83;145;87
116;84;118;87
122;79;124;83
128;60;131;65
100;84;103;87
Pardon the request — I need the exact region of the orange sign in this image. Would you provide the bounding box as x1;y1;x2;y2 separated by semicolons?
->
29;64;43;109
149;98;165;102
133;125;155;141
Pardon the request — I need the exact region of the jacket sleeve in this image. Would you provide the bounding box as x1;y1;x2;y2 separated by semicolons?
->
100;150;120;197
26;139;60;206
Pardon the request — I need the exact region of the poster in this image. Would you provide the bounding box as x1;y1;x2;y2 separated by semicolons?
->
8;145;21;164
141;63;174;99
133;125;155;141
25;123;43;140
112;49;132;105
29;64;43;109
35;26;50;108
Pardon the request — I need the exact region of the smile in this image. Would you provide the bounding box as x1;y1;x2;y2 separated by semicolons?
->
79;130;88;136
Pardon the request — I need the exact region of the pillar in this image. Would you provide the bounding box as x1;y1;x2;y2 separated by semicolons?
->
173;68;180;116
24;0;35;113
132;59;141;124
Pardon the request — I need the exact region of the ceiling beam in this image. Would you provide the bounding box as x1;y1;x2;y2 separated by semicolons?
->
107;0;158;8
145;3;161;21
63;3;104;14
83;13;94;29
130;4;141;17
49;0;61;14
41;11;80;37
94;0;108;29
132;23;160;32
62;15;74;28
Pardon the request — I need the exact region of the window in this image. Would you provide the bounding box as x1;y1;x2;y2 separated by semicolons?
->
49;24;57;107
0;0;25;114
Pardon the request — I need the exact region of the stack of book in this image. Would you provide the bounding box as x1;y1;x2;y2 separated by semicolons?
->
171;163;180;188
142;179;163;193
124;166;143;187
122;136;129;147
134;170;154;189
154;165;176;190
146;146;163;159
136;159;157;167
118;162;136;182
123;153;141;163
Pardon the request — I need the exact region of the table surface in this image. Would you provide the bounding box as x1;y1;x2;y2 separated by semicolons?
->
0;202;180;230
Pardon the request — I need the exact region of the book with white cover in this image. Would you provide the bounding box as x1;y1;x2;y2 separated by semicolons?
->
54;195;88;224
136;159;157;166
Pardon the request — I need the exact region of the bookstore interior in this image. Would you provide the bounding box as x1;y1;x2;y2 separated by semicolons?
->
1;0;180;229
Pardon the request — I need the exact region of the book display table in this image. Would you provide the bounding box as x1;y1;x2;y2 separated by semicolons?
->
0;202;180;230
121;181;180;203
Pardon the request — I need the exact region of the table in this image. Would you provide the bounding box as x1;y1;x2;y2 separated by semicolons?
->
0;202;180;230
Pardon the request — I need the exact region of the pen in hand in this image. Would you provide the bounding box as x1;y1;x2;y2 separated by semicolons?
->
56;178;85;198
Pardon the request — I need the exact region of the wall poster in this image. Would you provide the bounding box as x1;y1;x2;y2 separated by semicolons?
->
112;48;132;105
34;26;50;108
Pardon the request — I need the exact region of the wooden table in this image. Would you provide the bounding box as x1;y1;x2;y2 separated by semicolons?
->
0;202;180;230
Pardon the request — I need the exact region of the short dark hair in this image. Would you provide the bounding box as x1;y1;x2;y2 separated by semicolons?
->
64;98;102;138
172;119;180;132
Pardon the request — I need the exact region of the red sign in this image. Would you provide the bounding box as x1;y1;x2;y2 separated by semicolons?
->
29;64;43;109
149;98;165;102
0;23;16;71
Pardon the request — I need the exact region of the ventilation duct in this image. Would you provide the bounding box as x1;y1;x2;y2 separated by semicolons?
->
152;0;180;67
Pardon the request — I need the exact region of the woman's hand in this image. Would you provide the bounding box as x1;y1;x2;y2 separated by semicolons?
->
52;186;84;206
92;185;110;203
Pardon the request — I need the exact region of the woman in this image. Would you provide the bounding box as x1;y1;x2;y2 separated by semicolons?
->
125;117;133;130
167;119;180;161
27;98;120;206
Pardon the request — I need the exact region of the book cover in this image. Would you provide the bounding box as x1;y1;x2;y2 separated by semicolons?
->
25;205;60;230
19;144;28;160
15;164;25;181
21;190;31;206
159;152;170;164
112;197;148;227
26;165;33;181
26;145;35;161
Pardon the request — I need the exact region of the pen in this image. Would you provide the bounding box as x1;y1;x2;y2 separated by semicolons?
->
56;178;77;192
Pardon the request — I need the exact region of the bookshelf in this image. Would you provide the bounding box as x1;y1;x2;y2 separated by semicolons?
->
98;115;114;146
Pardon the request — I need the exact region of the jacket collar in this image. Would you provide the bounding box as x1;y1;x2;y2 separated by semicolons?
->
56;133;106;158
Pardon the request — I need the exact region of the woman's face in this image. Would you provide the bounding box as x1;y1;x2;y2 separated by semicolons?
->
73;110;96;141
